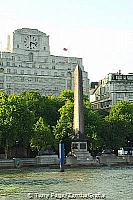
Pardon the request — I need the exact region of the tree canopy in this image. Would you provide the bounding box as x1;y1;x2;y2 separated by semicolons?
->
105;101;133;149
0;89;133;157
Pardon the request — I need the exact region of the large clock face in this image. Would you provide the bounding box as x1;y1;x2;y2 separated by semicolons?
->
24;35;38;50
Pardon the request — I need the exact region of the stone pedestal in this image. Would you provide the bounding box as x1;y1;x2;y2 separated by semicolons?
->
66;140;97;165
71;141;92;160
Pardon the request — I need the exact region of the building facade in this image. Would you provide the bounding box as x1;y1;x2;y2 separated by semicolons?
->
90;71;133;110
0;28;89;96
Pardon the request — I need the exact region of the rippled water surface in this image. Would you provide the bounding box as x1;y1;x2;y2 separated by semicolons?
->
0;166;133;200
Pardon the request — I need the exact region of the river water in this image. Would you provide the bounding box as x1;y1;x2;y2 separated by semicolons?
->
0;166;133;200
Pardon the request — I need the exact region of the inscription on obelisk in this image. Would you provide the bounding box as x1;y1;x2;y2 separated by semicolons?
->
73;65;84;139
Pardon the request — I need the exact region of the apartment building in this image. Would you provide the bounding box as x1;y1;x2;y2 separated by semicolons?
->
90;71;133;110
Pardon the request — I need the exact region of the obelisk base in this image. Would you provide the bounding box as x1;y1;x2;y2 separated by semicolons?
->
66;140;98;165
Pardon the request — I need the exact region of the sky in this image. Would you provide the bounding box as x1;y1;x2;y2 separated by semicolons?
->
0;0;133;82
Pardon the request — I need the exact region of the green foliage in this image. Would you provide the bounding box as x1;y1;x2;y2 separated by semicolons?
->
105;101;133;149
20;91;42;119
54;100;74;140
0;93;34;148
0;90;8;105
84;100;105;150
59;90;74;102
53;100;74;154
1;88;133;157
107;101;133;121
31;117;54;151
41;96;62;126
0;90;62;155
20;91;61;126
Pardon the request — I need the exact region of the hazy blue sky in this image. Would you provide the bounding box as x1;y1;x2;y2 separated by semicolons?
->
0;0;133;81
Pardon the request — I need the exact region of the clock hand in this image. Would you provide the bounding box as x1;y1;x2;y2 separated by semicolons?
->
30;41;38;49
30;42;34;49
34;42;37;46
30;41;37;45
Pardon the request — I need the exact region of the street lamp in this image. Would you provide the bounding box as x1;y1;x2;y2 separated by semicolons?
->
127;140;130;155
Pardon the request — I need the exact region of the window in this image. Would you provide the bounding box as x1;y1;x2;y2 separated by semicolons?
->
122;75;127;80
28;77;32;82
29;52;33;62
12;56;15;61
44;47;46;50
7;62;10;66
52;66;55;69
20;70;24;74
129;93;133;98
117;93;124;99
127;76;133;80
54;72;57;76
7;89;12;95
35;77;38;82
17;44;19;48
32;63;35;68
54;86;58;90
13;69;17;74
0;83;4;89
7;68;11;73
21;77;24;82
0;61;3;66
7;84;11;88
129;99;133;102
18;56;20;61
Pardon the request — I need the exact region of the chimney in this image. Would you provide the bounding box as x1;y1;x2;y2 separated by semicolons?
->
118;70;121;75
6;35;11;51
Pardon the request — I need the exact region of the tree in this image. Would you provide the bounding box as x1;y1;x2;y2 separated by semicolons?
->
0;90;9;147
20;90;42;119
21;91;62;127
0;90;8;105
30;117;54;151
59;90;74;103
0;93;35;156
41;96;62;127
9;94;34;144
84;100;105;151
105;101;133;149
54;100;74;154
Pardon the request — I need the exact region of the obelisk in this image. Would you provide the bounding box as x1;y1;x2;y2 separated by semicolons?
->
73;64;85;139
66;65;93;165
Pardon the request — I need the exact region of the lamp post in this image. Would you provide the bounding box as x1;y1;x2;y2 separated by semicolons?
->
59;140;64;172
127;140;130;155
16;140;19;157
